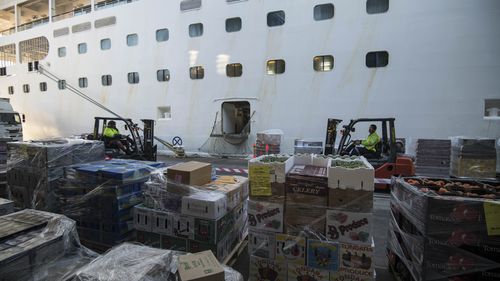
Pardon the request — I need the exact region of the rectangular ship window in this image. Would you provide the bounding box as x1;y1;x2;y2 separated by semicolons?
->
23;84;30;93
158;106;172;120
367;0;389;14
58;47;66;57
101;38;111;50
128;72;140;84
190;66;204;79
157;69;171;82
40;82;47;92
127;34;139;46
58;80;66;90
314;4;334;21
180;0;202;11
156;29;169;42
485;99;500;119
266;59;285;75
78;43;87;54
79;77;88;88
102;75;112;86
267;11;285;27
366;51;389;68
226;17;242;32
8;86;14;95
314;55;334;72
189;23;204;37
226;63;243;77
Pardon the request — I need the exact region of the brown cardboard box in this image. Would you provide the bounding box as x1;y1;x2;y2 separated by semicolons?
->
166;161;212;186
284;204;326;236
286;165;328;206
328;189;373;212
249;182;285;203
178;250;225;281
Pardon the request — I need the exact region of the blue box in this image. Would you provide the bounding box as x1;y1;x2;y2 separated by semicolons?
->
307;239;340;271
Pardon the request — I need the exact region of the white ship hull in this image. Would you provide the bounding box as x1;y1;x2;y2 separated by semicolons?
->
1;0;500;154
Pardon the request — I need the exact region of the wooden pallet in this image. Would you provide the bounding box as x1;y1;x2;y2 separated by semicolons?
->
223;234;248;266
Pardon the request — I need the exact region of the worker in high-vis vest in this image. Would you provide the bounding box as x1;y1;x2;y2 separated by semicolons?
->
104;121;130;154
348;124;381;157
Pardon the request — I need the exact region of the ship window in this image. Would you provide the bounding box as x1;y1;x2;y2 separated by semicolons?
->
266;59;285;75
102;75;112;86
226;17;242;33
0;67;6;76
8;86;14;95
367;0;389;14
78;43;87;54
314;4;334;21
156;29;169;42
58;80;66;90
267;11;285;27
127;33;138;46
23;84;30;93
180;0;202;11
190;66;204;79
40;82;47;92
484;99;500;119
226;63;243;77
101;38;111;50
366;51;389;68
79;77;88;88
314;55;334;72
128;72;140;84
58;47;66;57
189;23;204;37
157;69;171;82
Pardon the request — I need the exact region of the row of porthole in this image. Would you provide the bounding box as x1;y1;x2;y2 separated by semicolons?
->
7;51;388;94
56;1;389;56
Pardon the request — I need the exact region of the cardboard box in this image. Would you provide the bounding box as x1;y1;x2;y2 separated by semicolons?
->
201;176;248;209
172;214;195;240
178;250;225;281
181;192;227;220
287;264;329;281
248;230;276;259
248;200;284;233
136;230;161;248
249;256;287;281
329;268;375;281
0;198;14;216
286;165;328;207
284;204;326;236
187;239;227;262
326;210;373;245
161;235;188;251
248;155;294;196
275;234;306;264
194;211;234;244
133;205;153;232
167;161;212;186
328;156;374;191
339;242;374;275
307;239;340;271
328;189;373;212
250;182;285;203
152;209;173;236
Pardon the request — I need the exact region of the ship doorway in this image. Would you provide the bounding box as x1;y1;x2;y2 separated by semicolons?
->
221;101;251;135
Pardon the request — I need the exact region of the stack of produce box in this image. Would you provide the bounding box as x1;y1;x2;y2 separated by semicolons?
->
6;138;105;211
56;159;165;249
0;197;14;215
450;137;497;179
133;161;249;261
0;138;9;198
247;154;375;281
388;177;500;281
415;139;451;177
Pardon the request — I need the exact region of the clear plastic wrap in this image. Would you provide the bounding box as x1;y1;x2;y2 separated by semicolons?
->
247;154;376;281
70;243;243;281
6;138;106;211
449;136;497;179
0;209;98;281
55;159;166;249
134;166;249;262
388;177;500;281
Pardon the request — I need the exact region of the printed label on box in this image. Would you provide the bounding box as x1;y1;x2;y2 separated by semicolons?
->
275;234;306;264
307;239;339;271
250;256;287;281
330;267;375;281
340;243;374;274
484;202;500;236
248;200;284;233
288;264;329;281
326;210;372;245
250;166;272;196
249;230;276;259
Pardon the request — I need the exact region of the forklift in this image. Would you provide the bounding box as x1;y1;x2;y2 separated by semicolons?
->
324;118;415;191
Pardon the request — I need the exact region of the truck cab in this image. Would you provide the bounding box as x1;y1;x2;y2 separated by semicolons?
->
0;98;24;141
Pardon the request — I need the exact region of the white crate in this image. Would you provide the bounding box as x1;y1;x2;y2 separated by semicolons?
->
152;209;173;236
172;214;195;240
248;230;276;259
181;192;228;220
328;156;374;191
248;154;295;184
133;205;153;232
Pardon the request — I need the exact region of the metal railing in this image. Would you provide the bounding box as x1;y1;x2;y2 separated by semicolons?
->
0;27;15;36
52;5;92;22
94;0;138;11
17;17;49;32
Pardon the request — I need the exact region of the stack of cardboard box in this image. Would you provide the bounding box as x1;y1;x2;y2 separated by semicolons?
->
133;161;248;261
56;159;165;249
0;138;9;198
248;154;375;281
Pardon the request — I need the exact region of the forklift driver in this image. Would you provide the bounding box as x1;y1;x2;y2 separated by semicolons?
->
347;124;381;157
104;121;130;154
